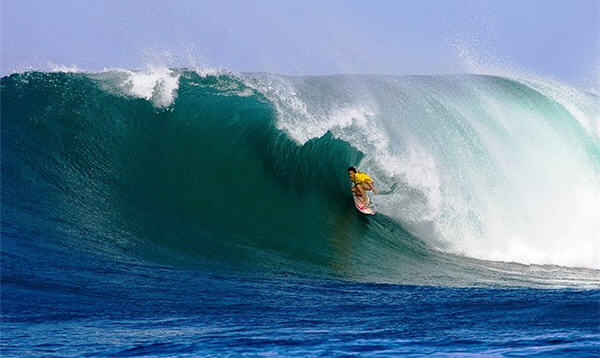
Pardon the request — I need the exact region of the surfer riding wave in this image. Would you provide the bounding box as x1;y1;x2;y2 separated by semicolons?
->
348;166;378;203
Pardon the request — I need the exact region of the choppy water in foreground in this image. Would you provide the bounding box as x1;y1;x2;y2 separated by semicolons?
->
3;248;599;357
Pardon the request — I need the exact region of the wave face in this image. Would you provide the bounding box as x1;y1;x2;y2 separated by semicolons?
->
2;69;599;287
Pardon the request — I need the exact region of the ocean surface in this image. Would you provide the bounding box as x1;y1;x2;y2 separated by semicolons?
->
2;69;599;357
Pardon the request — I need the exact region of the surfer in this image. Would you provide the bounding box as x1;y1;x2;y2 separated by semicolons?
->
348;166;377;202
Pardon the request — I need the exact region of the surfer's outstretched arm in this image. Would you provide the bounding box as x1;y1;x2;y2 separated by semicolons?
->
368;182;378;194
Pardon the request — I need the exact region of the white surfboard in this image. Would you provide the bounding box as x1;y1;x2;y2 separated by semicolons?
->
354;194;375;215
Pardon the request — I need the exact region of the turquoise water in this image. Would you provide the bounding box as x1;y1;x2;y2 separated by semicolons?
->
2;70;599;356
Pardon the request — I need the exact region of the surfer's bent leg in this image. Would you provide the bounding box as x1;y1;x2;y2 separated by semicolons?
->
357;184;367;199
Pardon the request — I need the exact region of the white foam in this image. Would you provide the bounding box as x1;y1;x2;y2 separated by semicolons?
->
431;80;600;269
116;66;181;107
190;66;228;78
243;73;600;270
49;63;85;73
93;66;181;107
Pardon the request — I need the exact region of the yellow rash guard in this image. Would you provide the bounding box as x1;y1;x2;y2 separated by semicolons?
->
351;172;373;185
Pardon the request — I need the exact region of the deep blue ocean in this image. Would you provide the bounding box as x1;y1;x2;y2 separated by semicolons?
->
2;70;599;357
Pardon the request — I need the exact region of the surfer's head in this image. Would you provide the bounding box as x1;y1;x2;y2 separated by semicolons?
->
348;166;357;178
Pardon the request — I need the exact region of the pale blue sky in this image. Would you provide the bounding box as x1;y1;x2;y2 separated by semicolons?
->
2;0;598;88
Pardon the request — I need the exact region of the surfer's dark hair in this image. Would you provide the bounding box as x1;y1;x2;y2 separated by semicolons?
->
348;166;357;173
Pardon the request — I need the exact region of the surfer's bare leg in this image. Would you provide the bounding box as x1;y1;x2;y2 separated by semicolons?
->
356;184;368;201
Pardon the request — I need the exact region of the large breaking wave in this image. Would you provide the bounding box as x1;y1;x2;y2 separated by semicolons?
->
2;68;599;287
